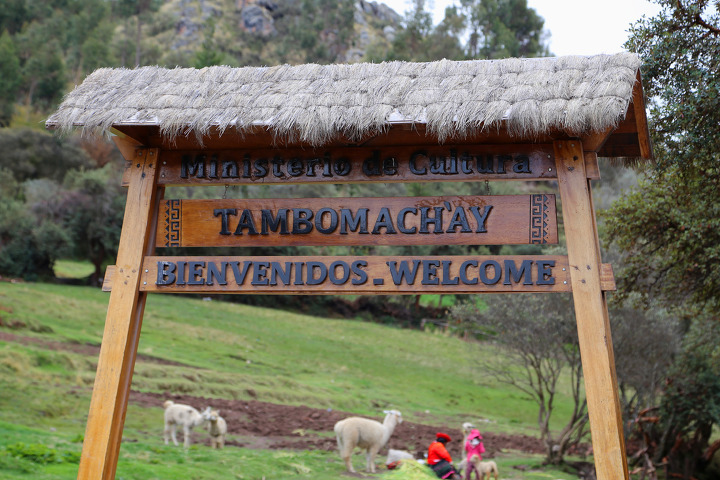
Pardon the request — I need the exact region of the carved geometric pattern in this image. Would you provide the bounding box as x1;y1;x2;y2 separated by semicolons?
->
529;194;551;244
163;199;181;247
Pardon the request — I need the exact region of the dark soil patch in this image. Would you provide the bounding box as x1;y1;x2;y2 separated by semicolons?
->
138;391;546;458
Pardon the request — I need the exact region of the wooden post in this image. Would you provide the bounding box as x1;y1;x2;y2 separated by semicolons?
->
554;140;628;480
77;143;161;480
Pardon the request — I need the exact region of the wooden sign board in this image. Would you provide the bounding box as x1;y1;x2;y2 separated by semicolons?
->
106;255;616;295
77;138;629;480
157;194;557;247
133;145;562;186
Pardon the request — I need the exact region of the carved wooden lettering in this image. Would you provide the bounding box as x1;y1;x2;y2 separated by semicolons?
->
143;145;557;186
135;255;576;294
156;195;557;247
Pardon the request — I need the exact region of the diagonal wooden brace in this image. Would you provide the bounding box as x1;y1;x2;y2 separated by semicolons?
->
554;140;629;480
77;142;161;480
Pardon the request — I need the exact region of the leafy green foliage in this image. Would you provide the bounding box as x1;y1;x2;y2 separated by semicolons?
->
459;0;549;58
193;18;226;68
0;192;72;280
661;316;720;453
608;0;720;313
603;1;720;477
0;31;21;125
0;0;27;35
59;163;127;284
0;130;125;281
0;128;93;183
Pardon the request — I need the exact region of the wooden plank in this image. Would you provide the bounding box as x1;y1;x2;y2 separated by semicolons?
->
104;257;616;294
600;263;616;290
111;133;143;163
554;140;628;480
597;142;642;159
130;144;558;187
113;124;572;151
585;152;600;180
139;255;571;294
632;72;653;160
76;145;160;480
155;195;558;248
582;126;614;154
102;265;115;292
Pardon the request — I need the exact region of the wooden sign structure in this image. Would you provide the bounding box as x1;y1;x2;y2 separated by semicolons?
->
46;54;652;480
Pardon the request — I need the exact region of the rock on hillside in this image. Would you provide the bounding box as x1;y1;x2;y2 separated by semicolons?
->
141;0;402;66
238;0;280;36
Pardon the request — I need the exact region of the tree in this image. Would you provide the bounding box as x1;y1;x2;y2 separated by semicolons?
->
114;0;162;66
387;0;434;61
608;0;720;313
458;0;549;58
657;317;720;479
449;293;588;465
194;19;225;68
423;5;466;61
0;128;93;183
604;1;720;478
0;30;20;125
608;298;679;434
60;164;126;286
0;0;27;35
0;177;72;281
15;20;67;108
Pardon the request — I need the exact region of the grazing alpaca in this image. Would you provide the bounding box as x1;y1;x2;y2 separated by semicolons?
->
206;409;227;449
461;422;476;444
163;400;211;448
469;459;499;480
333;409;403;473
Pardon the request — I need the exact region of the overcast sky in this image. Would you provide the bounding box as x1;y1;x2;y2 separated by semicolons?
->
380;0;662;56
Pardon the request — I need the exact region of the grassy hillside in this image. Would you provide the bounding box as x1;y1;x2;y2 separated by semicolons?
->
0;281;587;479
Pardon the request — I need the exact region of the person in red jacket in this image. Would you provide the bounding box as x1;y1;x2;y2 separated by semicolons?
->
427;432;460;479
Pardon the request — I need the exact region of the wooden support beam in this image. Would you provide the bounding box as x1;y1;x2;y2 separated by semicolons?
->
554;140;629;480
632;72;653;160
582;126;614;154
76;141;161;480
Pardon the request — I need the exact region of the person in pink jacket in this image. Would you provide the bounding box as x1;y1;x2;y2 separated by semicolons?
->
463;429;486;480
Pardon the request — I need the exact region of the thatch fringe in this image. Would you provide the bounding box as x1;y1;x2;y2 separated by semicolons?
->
46;53;641;146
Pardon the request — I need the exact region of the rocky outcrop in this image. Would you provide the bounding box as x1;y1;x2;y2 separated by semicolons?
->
171;0;224;50
344;1;400;62
150;0;403;64
238;0;279;36
358;0;402;24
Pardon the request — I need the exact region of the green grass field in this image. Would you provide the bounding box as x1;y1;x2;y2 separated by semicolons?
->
0;280;590;479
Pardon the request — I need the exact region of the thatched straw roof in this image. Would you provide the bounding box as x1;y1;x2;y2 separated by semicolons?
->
46;53;642;146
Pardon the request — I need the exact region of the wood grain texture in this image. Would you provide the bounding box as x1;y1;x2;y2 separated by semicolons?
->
147;144;556;186
104;256;617;294
142;254;569;294
554;140;629;480
114;124;567;150
77;145;160;480
122;143;608;186
156;195;558;247
582;126;614;154
632;72;653;160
